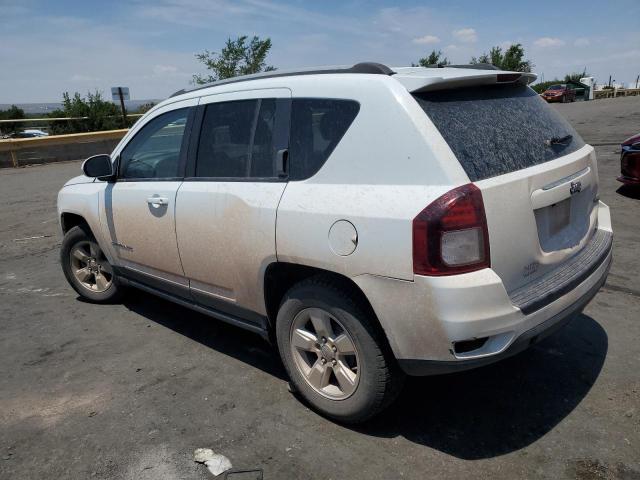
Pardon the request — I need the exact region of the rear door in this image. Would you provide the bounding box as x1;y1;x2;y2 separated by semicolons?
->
413;84;599;293
175;89;291;322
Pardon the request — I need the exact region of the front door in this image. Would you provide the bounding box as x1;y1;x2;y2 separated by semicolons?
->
175;89;291;321
106;101;195;295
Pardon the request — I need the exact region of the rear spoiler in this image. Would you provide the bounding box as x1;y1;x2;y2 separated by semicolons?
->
394;70;537;93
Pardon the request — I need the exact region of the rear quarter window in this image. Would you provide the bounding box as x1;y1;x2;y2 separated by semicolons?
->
413;84;585;181
289;99;359;180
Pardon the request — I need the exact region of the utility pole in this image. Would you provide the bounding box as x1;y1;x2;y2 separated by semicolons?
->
118;87;127;128
111;87;130;128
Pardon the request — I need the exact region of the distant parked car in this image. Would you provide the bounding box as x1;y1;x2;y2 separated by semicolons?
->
10;129;49;138
23;129;49;137
618;133;640;186
541;84;576;103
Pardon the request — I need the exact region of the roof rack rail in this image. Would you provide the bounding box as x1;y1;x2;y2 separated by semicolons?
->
170;62;394;98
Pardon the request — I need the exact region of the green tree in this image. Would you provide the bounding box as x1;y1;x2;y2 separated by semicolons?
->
471;44;532;72
413;50;450;67
193;35;276;84
0;104;26;135
564;69;588;83
48;91;121;135
136;102;156;114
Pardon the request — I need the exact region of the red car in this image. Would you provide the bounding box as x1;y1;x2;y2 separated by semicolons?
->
618;133;640;185
541;84;576;103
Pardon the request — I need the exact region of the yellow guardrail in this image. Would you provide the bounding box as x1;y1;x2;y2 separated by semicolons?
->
594;88;640;99
0;129;128;167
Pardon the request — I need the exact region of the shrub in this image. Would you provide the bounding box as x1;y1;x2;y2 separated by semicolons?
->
48;91;122;135
0;105;26;134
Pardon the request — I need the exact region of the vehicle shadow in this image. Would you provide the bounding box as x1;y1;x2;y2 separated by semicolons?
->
351;314;607;459
616;185;640;200
121;291;288;381
120;291;607;460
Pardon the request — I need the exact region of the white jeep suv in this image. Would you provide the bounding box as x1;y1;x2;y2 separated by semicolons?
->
58;62;613;423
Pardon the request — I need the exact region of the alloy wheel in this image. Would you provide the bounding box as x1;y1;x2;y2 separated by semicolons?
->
69;240;113;292
289;307;360;400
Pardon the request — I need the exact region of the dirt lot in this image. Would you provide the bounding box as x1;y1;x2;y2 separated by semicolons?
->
1;98;639;480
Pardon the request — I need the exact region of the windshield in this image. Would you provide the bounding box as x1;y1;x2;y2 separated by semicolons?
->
413;84;586;181
548;85;565;90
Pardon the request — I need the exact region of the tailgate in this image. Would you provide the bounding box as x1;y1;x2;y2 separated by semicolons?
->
478;146;600;293
412;82;603;295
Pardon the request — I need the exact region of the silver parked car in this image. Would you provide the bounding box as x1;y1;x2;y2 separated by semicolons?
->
57;63;613;422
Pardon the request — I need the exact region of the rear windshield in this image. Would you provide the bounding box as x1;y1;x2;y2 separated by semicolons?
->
413;84;585;181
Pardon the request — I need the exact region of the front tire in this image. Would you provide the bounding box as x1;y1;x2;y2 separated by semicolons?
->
276;276;403;423
61;226;123;303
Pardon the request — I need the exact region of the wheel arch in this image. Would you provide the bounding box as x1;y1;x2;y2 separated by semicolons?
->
60;212;91;234
263;262;394;356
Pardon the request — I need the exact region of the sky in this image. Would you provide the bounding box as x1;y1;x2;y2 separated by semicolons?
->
1;0;639;103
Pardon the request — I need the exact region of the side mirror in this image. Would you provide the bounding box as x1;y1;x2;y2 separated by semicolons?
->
82;154;114;180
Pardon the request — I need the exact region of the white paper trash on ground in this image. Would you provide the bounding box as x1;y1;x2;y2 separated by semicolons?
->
194;448;233;476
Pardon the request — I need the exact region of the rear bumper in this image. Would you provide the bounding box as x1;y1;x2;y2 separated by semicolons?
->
398;252;611;375
354;203;613;375
508;229;612;315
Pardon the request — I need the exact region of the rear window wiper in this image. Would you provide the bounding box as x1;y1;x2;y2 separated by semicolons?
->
545;134;573;146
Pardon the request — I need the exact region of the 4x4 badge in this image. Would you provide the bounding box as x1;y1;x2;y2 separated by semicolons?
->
570;181;582;195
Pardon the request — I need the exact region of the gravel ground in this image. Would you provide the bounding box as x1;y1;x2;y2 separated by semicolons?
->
0;98;639;480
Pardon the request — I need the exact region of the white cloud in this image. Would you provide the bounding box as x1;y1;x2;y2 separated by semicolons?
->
0;15;199;102
135;0;365;35
534;37;565;47
452;28;477;43
2;2;639;101
412;35;440;45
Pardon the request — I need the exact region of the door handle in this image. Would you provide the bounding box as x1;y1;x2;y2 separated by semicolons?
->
147;196;169;206
276;148;288;178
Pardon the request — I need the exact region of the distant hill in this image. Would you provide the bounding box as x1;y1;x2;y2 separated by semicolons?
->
0;100;160;116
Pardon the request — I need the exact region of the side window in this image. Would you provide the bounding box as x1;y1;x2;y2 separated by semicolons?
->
195;99;277;178
289;99;360;180
250;99;277;177
119;108;189;179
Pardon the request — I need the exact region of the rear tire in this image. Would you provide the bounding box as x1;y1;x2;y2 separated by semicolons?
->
61;226;123;303
276;276;403;423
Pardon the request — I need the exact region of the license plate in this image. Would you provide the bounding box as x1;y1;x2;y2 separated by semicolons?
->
549;198;571;235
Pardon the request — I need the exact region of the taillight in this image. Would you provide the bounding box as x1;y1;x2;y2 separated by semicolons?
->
412;183;490;276
622;149;640;179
